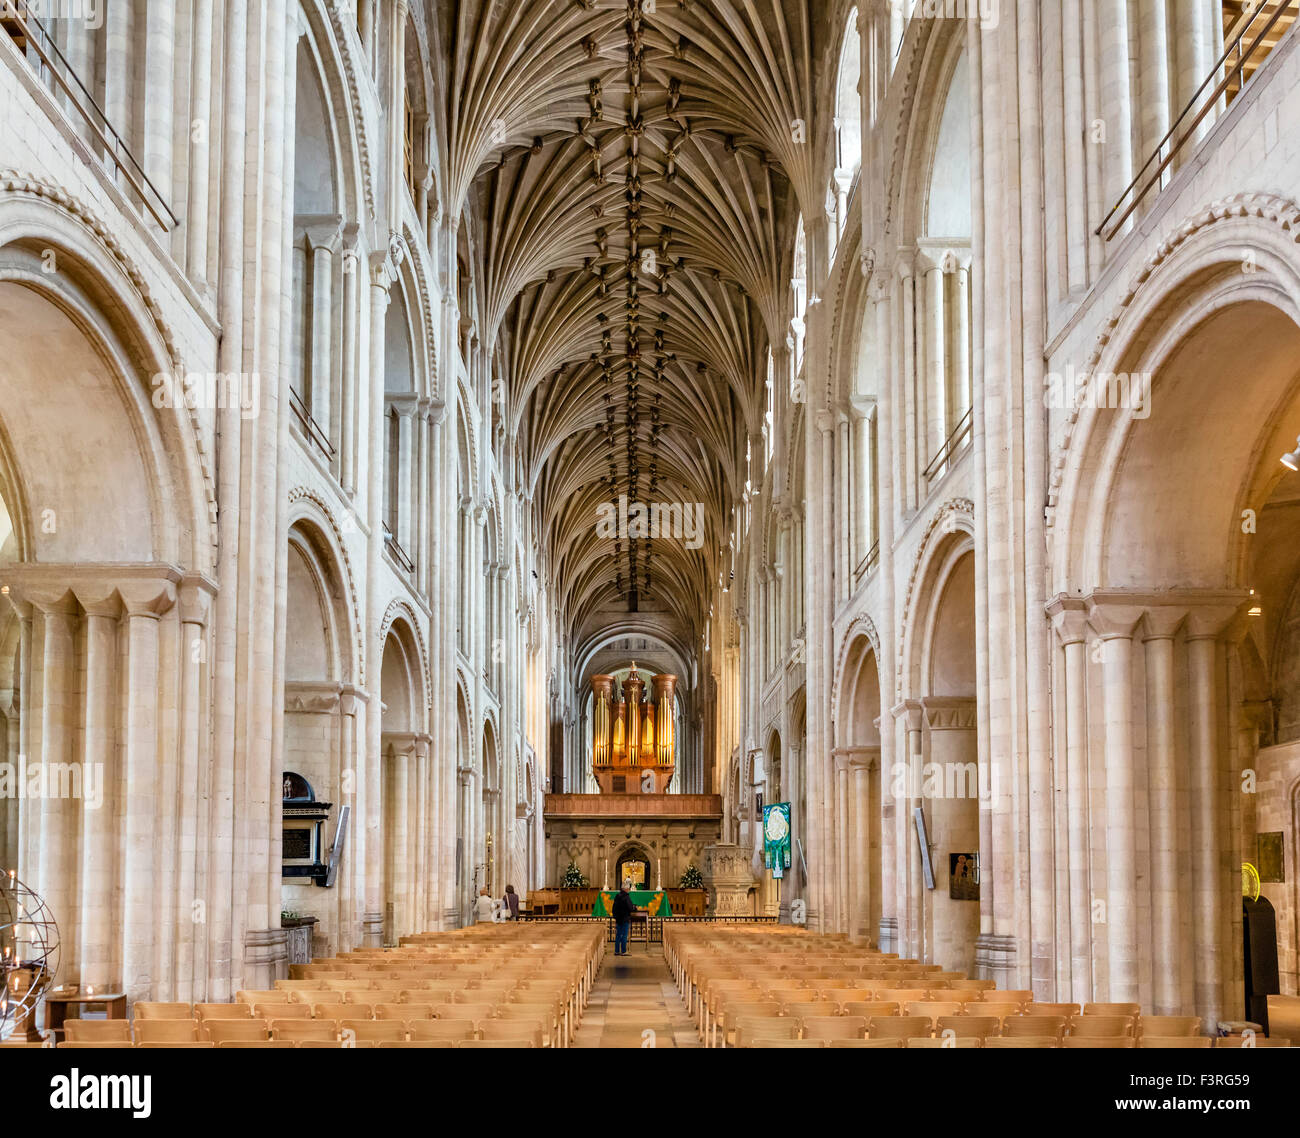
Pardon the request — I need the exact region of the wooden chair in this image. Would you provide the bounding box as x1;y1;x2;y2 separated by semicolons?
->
134;1019;200;1043
272;1020;338;1042
1063;1036;1136;1048
379;1040;455;1048
58;1041;135;1049
378;1002;433;1021
217;1040;296;1048
734;1017;800;1047
1003;1015;1066;1040
750;1039;826;1047
1139;1037;1212;1048
480;1019;546;1048
781;1000;839;1018
206;1019;270;1043
1069;1015;1134;1038
800;1015;866;1042
196;1003;254;1022
236;990;289;1005
255;1001;310;1021
842;1001;900;1019
1083;1002;1141;1018
873;989;929;1005
64;1019;131;1043
1024;1002;1080;1018
830;1039;903;1048
1140;1015;1201;1038
311;1002;356;1022
868;1016;932;1040
457;1038;536;1048
408;1019;476;1043
939;1015;999;1040
907;1037;980;1048
905;1001;967;1031
985;1036;1059;1048
342;1019;406;1042
134;1002;193;1020
138;1041;214;1048
1216;1035;1291;1048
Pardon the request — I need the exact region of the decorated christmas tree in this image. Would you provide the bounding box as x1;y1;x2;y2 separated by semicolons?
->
560;861;589;889
679;863;704;890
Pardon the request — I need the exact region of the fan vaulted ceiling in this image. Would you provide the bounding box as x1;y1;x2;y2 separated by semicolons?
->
433;0;841;668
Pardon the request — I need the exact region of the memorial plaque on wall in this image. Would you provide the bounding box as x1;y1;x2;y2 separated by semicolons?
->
1258;832;1285;883
949;852;979;900
283;828;313;862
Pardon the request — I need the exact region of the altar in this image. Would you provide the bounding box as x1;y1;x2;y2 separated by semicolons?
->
591;890;672;918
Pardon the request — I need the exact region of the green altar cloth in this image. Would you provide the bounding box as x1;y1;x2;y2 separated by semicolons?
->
592;890;672;918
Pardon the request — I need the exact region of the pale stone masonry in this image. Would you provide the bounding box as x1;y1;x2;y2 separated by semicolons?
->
0;1;1295;1031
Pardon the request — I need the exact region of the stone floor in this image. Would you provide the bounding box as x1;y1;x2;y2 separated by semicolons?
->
572;946;701;1048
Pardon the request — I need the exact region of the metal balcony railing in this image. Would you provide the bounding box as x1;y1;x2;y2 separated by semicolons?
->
853;540;880;587
1098;0;1299;243
923;409;973;484
288;386;337;460
0;1;177;230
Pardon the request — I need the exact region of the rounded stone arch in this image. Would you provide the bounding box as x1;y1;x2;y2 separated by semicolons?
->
481;710;502;789
398;223;439;397
833;615;883;749
288;490;362;683
285;518;355;685
379;598;431;717
764;728;782;801
299;0;373;224
885;15;969;245
898;500;976;701
1050;195;1300;596
455;378;479;503
612;839;655;890
0;195;214;572
378;613;424;735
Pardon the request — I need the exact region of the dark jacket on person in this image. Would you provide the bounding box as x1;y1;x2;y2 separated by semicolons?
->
612;889;636;924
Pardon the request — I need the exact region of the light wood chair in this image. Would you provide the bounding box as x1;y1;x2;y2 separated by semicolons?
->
1069;1015;1134;1037
939;1015;999;1040
58;1041;135;1049
1138;1037;1212;1048
1003;1015;1066;1040
408;1020;475;1043
341;1019;406;1042
907;1037;980;1048
206;1020;270;1043
734;1017;800;1047
480;1019;546;1048
273;1020;338;1042
134;1002;193;1019
842;1001;900;1019
830;1039;903;1048
255;1001;311;1020
134;1019;200;1043
64;1019;131;1043
1083;1002;1141;1018
985;1036;1059;1048
1139;1015;1201;1038
196;1003;254;1021
800;1015;866;1042
1063;1036;1135;1048
868;1016;932;1040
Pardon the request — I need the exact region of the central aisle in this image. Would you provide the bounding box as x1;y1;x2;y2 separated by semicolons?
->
572;949;702;1048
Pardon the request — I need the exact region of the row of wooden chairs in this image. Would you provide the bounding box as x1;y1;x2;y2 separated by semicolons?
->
663;926;1292;1049
5;1039;533;1049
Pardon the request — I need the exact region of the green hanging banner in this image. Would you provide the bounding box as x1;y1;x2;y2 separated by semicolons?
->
763;802;792;880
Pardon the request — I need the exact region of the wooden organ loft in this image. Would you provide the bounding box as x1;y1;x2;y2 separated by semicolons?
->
589;664;677;794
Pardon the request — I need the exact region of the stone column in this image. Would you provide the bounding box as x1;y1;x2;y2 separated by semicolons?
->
340;229;361;495
338;687;363;950
923;255;947;469
921;698;980;975
1143;605;1185;1015
174;577;213;1002
834;751;850;935
892;700;922;957
1098;0;1135;238
120;578;177;1000
1087;596;1146;1002
1049;597;1093;1005
305;220;342;432
1186;603;1240;1026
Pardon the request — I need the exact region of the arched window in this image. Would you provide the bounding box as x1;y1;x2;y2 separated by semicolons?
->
791;217;808;375
835;10;863;177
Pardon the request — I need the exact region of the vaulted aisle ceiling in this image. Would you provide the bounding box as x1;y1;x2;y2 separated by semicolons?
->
435;0;836;660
